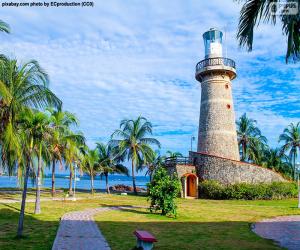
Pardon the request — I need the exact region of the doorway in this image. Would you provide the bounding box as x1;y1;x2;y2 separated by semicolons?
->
186;174;197;197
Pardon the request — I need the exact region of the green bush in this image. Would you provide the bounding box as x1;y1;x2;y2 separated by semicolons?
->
199;180;298;200
147;167;181;217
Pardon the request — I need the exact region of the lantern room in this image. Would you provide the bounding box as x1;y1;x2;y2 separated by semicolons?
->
203;28;223;58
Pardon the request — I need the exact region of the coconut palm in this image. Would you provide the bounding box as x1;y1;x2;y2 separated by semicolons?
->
110;117;160;194
96;142;128;193
263;148;293;178
165;150;183;159
236;0;300;62
81;146;99;194
63;131;85;195
0;55;61;237
0;20;10;33
0;55;61;173
236;113;267;162
47;108;78;196
137;150;163;182
279;122;300;180
19;110;52;214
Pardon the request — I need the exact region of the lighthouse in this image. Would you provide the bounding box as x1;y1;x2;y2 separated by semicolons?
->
195;28;239;160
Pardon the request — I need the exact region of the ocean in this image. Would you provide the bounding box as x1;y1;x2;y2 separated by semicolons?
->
0;174;150;190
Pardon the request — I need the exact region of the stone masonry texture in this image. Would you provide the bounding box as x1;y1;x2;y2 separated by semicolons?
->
190;152;286;185
197;72;240;160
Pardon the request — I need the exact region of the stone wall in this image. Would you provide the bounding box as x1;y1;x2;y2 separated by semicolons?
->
165;164;197;198
197;73;240;160
190;151;287;185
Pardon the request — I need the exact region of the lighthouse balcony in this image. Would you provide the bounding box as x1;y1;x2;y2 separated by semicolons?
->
164;156;193;167
195;57;236;81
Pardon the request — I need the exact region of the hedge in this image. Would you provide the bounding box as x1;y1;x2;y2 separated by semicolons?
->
198;180;298;200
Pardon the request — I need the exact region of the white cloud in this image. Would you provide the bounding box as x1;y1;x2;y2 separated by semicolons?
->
1;0;299;156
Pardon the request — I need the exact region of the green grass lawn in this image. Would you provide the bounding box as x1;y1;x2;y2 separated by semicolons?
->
0;191;300;250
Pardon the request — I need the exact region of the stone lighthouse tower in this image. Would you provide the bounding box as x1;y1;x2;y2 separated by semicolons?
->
195;28;239;160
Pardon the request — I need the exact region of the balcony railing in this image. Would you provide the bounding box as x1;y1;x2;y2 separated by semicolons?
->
164;156;192;167
196;57;236;72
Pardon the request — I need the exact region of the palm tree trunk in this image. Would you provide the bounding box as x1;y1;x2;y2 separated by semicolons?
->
69;167;73;195
293;151;296;181
132;161;137;195
51;160;56;197
17;160;30;237
34;147;42;214
105;173;110;194
91;175;94;194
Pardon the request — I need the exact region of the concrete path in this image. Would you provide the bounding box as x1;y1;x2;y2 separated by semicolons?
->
0;197;83;204
253;215;300;250
52;207;119;250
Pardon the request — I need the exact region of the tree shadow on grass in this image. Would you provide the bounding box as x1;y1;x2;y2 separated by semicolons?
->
96;220;286;250
0;206;296;250
0;208;59;250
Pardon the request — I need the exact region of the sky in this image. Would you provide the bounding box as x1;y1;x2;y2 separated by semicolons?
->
1;0;300;157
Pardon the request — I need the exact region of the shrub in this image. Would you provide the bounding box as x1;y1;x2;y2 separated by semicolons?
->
199;180;297;200
198;180;224;199
147;167;181;217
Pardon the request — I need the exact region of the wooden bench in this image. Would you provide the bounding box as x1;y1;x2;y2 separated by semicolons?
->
134;230;157;250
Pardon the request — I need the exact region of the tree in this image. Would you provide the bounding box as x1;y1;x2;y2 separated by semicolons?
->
47;108;78;196
0;55;61;174
0;55;61;237
236;0;300;63
236;113;267;163
279;122;300;180
165;150;183;159
148;167;181;217
81;146;99;194
263;148;293;178
96;142;128;193
18;110;52;214
63;131;85;195
0;20;10;33
137;150;163;182
110;116;160;194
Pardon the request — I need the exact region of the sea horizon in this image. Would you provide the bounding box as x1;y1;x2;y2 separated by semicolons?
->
0;174;149;190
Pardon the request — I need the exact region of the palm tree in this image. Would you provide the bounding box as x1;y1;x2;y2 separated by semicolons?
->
236;113;267;163
48;108;78;196
279;122;300;180
96;142;128;193
63;131;85;195
0;20;10;33
263;148;293;178
0;55;61;237
236;0;300;62
137;150;163;182
165;150;183;159
19;110;52;214
81;146;99;194
110;117;160;194
0;55;61;173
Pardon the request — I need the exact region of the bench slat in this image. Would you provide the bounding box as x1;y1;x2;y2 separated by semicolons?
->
134;230;157;242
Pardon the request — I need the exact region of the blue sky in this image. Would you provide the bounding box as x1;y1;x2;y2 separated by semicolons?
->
1;0;300;156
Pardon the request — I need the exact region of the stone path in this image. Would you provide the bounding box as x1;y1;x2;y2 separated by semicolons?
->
253;215;300;250
0;197;83;204
52;207;120;250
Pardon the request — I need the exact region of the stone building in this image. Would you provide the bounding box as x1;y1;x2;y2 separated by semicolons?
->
166;28;286;198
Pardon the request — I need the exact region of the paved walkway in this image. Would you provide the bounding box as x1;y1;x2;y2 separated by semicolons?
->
253;215;300;250
52;207;120;250
0;197;83;204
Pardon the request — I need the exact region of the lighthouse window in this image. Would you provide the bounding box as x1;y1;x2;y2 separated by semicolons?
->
227;104;231;109
225;84;229;89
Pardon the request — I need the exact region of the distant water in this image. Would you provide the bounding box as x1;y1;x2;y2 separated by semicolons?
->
0;175;149;189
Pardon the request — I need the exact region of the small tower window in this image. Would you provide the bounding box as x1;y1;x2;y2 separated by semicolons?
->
225;84;229;89
227;104;231;109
